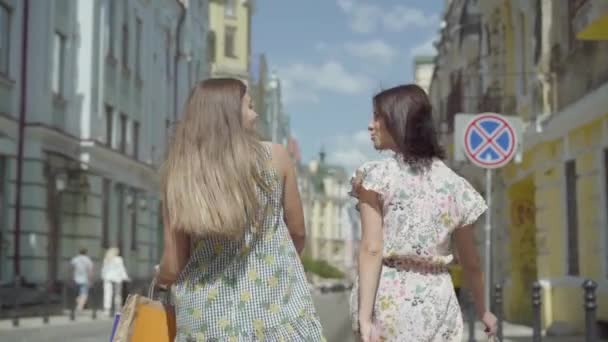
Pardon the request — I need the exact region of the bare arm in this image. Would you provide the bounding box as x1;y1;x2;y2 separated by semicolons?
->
271;143;306;255
157;206;190;287
454;225;485;318
357;189;384;326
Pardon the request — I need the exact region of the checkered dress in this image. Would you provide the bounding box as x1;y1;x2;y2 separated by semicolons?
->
172;146;325;342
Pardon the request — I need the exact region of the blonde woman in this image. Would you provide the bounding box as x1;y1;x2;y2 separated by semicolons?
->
101;247;130;315
156;78;324;341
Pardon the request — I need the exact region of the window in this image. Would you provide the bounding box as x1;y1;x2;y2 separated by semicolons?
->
567;1;578;52
0;4;10;75
107;0;115;57
135;18;142;80
52;32;66;96
102;178;111;248
565;160;579;276
130;190;138;251
165;29;171;80
207;31;216;63
225;0;236;17
519;11;527;95
133;121;140;159
116;184;125;253
195;61;201;83
122;21;129;69
105;105;114;147
224;26;236;58
119;113;127;153
604;149;608;276
165;118;171;140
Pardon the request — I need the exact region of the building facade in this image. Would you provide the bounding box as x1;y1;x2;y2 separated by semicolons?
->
208;0;253;82
430;0;608;333
413;55;435;94
250;53;291;146
303;151;358;283
0;0;210;287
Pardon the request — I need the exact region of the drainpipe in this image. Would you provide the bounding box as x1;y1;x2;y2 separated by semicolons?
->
534;72;556;133
13;0;30;278
174;1;186;122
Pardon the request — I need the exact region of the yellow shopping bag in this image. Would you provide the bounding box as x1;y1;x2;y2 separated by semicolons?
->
111;282;176;342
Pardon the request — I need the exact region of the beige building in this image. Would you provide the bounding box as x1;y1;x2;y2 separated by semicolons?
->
208;0;253;81
302;151;358;283
413;55;435;94
430;0;608;334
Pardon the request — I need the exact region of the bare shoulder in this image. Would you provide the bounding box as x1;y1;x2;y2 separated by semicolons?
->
264;142;289;176
265;143;289;162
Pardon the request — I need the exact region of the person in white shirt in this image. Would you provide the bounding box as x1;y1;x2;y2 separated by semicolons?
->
70;248;94;311
101;247;130;315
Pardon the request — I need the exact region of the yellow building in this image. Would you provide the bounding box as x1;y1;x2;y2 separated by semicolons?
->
208;0;253;81
431;0;608;334
575;0;608;40
500;0;608;333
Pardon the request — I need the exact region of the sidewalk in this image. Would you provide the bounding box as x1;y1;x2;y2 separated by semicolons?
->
463;321;605;342
0;309;113;331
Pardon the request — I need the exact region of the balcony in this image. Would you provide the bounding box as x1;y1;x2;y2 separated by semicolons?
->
574;0;608;40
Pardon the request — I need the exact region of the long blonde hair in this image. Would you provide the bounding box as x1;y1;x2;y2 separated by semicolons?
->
160;78;268;239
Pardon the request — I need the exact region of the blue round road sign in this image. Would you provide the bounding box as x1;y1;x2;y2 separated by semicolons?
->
463;113;517;169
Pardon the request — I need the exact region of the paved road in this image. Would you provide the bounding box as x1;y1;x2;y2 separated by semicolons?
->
312;291;355;342
0;317;114;342
0;292;354;342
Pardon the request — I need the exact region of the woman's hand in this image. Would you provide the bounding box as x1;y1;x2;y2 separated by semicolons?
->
358;319;379;342
480;311;497;337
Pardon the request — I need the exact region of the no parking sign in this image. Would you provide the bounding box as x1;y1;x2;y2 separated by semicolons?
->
463;113;518;169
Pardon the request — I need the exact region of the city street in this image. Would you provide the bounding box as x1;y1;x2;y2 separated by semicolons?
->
0;296;598;342
0;291;354;342
313;291;355;342
0;314;114;342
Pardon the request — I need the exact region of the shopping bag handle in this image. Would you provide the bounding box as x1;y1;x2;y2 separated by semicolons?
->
148;277;157;299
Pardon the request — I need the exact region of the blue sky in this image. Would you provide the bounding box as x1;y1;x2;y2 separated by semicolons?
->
252;0;443;172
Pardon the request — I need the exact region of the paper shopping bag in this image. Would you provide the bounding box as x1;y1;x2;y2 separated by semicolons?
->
111;293;176;342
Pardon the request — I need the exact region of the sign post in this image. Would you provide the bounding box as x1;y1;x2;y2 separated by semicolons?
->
462;113;518;308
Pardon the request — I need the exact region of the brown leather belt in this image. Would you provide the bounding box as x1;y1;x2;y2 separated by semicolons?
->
382;257;449;274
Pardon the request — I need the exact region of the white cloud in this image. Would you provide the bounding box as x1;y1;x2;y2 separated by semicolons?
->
328;148;369;172
281;79;321;104
353;130;371;145
278;61;374;104
315;42;329;52
336;0;438;33
350;4;383;33
337;0;354;12
384;6;439;32
327;130;378;171
410;36;437;57
344;39;397;64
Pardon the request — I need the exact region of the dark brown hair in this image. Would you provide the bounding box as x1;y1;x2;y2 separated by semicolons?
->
373;84;445;169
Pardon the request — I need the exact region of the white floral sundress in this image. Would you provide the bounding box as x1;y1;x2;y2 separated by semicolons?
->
349;156;487;342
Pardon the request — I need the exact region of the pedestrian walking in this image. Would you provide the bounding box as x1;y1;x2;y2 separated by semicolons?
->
350;84;497;342
101;247;130;315
70;248;94;312
155;78;325;341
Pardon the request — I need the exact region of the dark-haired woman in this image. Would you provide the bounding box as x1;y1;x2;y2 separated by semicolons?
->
350;84;497;341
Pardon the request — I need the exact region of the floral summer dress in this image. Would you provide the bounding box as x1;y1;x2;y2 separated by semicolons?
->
349;156;487;342
172;146;325;341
